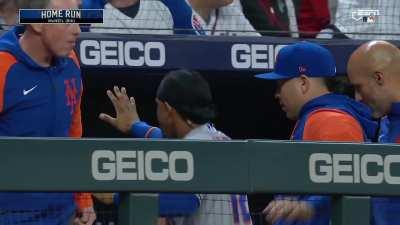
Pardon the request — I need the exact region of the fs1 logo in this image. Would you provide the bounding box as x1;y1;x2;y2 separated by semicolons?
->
231;44;286;69
92;150;194;181
80;40;166;67
309;153;400;184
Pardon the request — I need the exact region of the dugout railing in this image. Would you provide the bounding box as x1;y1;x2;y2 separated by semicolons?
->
1;138;399;225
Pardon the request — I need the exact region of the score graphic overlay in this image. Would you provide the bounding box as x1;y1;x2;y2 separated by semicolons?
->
19;9;103;24
351;9;380;23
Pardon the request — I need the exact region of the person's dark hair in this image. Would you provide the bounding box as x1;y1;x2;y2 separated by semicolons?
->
156;69;216;124
323;76;355;97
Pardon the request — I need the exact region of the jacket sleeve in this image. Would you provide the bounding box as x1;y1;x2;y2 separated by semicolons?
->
0;52;17;113
68;51;83;138
68;51;92;208
69;83;83;138
130;121;163;138
74;193;93;209
159;0;199;35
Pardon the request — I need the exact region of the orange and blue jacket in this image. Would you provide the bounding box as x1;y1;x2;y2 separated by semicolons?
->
372;103;400;225
0;27;92;225
274;93;378;225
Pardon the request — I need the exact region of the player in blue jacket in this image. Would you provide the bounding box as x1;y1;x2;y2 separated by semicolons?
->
255;42;378;225
348;40;400;225
99;70;252;225
0;0;95;224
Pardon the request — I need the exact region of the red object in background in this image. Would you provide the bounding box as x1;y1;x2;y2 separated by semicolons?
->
298;0;330;38
258;0;289;31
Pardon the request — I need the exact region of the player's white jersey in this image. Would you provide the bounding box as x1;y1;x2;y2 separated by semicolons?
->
90;0;259;36
90;0;173;35
184;123;230;140
169;124;252;225
188;2;261;36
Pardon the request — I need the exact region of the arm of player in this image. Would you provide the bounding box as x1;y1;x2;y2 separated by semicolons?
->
74;193;96;225
68;52;96;225
270;110;364;222
69;51;83;137
160;0;199;35
99;86;164;138
159;193;200;217
0;52;17;115
69;81;95;225
131;121;163;138
303;110;364;142
69;80;83;137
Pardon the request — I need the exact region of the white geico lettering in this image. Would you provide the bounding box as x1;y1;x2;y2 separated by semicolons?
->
92;150;194;181
231;44;286;69
80;40;166;67
309;153;400;184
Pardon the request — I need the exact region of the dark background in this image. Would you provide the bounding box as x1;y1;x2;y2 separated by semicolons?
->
82;69;294;139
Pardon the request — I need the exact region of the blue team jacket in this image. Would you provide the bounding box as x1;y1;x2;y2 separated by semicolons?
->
275;93;378;225
372;102;400;225
0;27;83;225
0;26;82;137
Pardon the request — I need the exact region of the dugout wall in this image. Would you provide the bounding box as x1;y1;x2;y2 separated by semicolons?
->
78;33;400;224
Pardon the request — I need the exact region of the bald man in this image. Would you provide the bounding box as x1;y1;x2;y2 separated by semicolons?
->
348;41;400;225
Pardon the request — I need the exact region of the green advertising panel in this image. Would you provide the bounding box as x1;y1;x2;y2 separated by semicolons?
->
0;138;250;192
250;140;400;196
0;138;400;196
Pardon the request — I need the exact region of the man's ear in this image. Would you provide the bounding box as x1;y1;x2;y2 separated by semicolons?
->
164;101;172;111
29;24;44;34
164;101;177;115
299;74;310;94
374;71;384;86
164;101;181;123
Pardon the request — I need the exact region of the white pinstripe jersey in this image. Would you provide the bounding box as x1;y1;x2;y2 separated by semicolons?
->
169;124;253;225
188;1;261;36
90;0;173;35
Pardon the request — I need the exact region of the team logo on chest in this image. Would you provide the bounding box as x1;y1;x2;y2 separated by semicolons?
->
64;78;78;115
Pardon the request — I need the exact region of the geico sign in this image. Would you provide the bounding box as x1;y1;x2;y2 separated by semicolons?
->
92;150;194;181
309;153;400;184
80;40;166;67
231;44;286;69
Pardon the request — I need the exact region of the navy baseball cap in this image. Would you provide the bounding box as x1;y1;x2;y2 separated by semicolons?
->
256;41;336;80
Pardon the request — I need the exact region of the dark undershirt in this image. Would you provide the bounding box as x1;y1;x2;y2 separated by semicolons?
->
117;1;140;18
